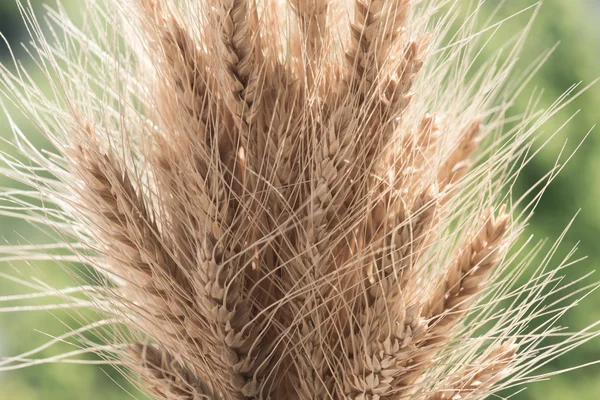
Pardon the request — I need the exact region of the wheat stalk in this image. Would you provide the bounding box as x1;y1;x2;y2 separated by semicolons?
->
0;0;598;399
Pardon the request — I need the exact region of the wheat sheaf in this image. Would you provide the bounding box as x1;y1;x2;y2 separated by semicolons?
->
0;0;597;399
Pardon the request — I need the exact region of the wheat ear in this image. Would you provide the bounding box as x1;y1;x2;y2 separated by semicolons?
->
390;206;510;394
130;344;221;400
427;340;518;400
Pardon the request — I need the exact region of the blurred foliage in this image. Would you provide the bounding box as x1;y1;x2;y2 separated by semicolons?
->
474;2;600;399
0;1;599;399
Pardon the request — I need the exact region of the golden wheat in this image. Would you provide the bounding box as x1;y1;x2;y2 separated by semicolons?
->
0;0;597;399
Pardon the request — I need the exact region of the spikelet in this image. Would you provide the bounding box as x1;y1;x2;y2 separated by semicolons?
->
130;344;221;399
0;0;597;399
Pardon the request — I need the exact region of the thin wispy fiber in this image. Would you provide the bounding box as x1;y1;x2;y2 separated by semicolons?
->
0;0;598;399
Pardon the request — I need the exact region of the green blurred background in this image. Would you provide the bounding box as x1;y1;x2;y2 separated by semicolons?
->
1;1;599;399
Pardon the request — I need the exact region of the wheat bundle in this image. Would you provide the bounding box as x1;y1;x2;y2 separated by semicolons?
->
0;0;597;399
